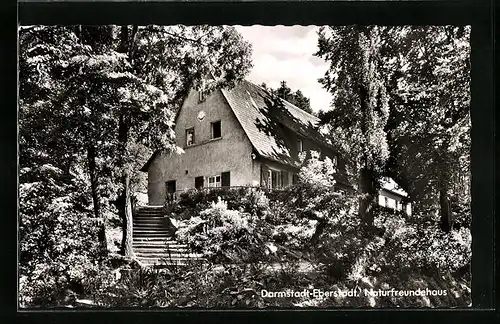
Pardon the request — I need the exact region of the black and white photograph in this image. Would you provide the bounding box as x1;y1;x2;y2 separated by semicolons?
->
18;23;472;309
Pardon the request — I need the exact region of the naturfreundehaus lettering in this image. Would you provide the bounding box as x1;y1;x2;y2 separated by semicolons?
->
261;288;447;298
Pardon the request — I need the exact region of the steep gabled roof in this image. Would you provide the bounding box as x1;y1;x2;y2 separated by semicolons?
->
141;79;344;172
220;80;339;167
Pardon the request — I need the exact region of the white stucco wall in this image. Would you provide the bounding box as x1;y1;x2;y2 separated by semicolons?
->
147;88;259;205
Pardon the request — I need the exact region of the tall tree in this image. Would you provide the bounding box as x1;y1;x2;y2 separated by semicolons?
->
316;26;390;229
19;25;253;257
273;80;313;114
381;26;471;232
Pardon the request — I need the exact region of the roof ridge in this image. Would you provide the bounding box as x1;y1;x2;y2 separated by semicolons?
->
243;79;320;122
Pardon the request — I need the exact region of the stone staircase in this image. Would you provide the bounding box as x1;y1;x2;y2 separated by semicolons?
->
133;205;204;267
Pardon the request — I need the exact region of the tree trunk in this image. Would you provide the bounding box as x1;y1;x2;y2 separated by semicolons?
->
358;167;377;229
117;112;134;257
87;144;108;255
439;186;453;233
118;173;134;257
115;25;136;258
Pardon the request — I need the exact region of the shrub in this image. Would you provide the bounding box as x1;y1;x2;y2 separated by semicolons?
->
19;164;106;307
166;187;271;220
176;198;269;263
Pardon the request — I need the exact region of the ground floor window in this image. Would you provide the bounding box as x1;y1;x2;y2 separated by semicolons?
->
261;166;289;189
195;172;230;189
207;175;221;188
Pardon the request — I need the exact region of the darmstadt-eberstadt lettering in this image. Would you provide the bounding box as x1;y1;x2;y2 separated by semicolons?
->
261;288;447;298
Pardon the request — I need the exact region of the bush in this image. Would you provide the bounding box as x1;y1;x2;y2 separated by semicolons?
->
19;165;106;307
176;198;270;263
166;187;271;220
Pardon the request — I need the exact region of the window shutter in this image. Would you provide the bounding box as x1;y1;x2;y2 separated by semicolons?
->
221;171;230;187
195;176;204;189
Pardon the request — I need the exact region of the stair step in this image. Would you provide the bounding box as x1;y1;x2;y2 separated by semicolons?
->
135;253;203;258
133;228;171;232
133;218;168;223
133;235;172;239
133;238;176;243
133;231;172;235
133;224;170;229
137;205;164;209
133;245;186;250
138;261;190;267
134;214;165;218
135;251;191;256
134;244;188;249
132;239;178;244
135;210;165;214
137;257;205;264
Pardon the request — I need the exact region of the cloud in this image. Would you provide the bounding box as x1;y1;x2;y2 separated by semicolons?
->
234;25;333;112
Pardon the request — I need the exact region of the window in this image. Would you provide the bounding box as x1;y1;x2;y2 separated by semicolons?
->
292;173;299;185
207;175;221;188
384;197;388;207
297;139;303;153
186;128;195;146
264;169;283;189
212;120;221;139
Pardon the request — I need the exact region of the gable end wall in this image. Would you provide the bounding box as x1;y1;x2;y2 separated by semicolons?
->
147;88;257;205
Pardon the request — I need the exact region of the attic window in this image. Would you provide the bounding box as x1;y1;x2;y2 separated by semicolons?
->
212;120;221;139
186;128;195;146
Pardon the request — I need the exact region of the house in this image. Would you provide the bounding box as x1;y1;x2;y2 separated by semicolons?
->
378;177;412;215
140;79;410;215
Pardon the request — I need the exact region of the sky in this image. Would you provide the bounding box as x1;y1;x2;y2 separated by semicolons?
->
234;25;333;114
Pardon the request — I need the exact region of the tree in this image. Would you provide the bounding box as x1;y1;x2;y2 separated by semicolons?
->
272;80;313;114
292;89;313;115
19;25;253;258
315;26;390;229
380;26;471;232
19;25;117;254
